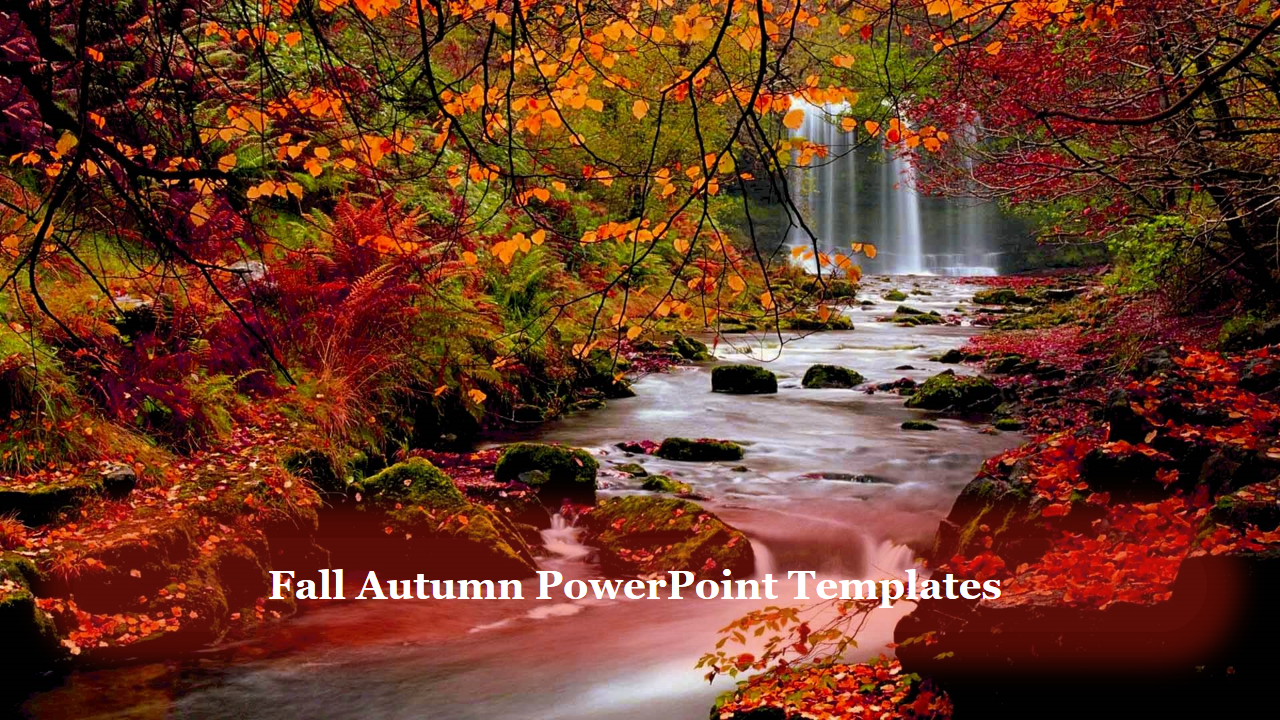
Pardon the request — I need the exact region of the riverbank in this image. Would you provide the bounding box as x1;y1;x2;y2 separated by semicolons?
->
712;277;1280;717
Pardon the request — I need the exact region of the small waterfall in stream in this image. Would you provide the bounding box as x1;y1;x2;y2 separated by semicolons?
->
786;99;1003;276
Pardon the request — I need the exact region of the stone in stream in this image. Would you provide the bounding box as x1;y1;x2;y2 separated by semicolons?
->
494;443;599;499
656;437;745;462
801;364;865;389
905;370;1000;413
671;334;712;362
884;289;909;301
578;496;753;580
901;420;939;431
0;554;65;676
938;348;967;364
711;364;777;394
639;474;691;494
613;462;648;477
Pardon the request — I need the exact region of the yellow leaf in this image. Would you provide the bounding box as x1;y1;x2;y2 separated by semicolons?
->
791;246;807;258
217;153;237;172
728;275;746;292
783;109;805;130
864;244;878;259
985;41;1003;55
284;31;302;47
759;291;775;310
674;238;690;254
462;251;478;265
632;99;649;120
818;305;832;323
841;117;858;132
864;120;880;136
626;325;643;340
531;229;546;245
467;389;487;404
55;132;78;158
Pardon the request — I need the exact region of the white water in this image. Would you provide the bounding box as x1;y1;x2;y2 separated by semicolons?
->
786;100;1002;276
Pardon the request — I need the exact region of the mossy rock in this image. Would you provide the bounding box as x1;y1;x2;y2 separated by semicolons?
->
785;312;854;331
800;277;859;298
0;471;130;526
640;474;692;494
893;312;943;326
973;287;1042;306
938;348;967;364
355;457;468;510
494;443;599;498
615;462;648;477
1218;312;1280;351
656;437;745;462
711;364;777;394
994;418;1024;431
0;553;65;676
901;420;939;431
581;348;636;398
895;305;927;315
673;335;713;362
905;370;1000;412
884;290;908;301
580;496;754;579
801;364;865;389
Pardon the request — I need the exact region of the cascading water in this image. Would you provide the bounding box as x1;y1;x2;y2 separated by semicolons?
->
786;100;1003;275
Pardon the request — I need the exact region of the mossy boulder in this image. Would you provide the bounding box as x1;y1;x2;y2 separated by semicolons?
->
884;289;909;301
656;437;745;462
801;364;865;389
785;312;854;331
581;348;636;398
905;370;1000;412
615;462;648;477
938;348;967;364
672;334;713;362
893;311;943;326
341;459;537;578
1218;312;1280;351
580;496;753;579
973;287;1042;306
994;418;1024;431
1;554;65;678
495;443;599;499
0;466;136;526
901;420;939;431
711;364;777;394
640;474;692;494
357;457;468;509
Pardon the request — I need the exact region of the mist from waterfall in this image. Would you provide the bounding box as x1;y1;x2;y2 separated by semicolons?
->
785;100;1003;276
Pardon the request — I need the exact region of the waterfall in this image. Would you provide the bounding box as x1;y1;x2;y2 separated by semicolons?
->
785;100;1003;276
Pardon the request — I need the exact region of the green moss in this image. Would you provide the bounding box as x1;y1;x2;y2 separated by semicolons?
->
615;462;648;477
656;437;745;461
673;335;713;362
901;420;939;431
711;364;777;394
801;364;865;389
884;290;908;301
356;458;466;509
785;312;854;331
581;496;753;579
640;474;692;494
1;553;64;671
994;418;1024;431
905;370;999;412
973;288;1042;305
494;442;599;496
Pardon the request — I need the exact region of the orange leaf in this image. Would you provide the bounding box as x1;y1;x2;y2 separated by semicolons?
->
783;109;805;130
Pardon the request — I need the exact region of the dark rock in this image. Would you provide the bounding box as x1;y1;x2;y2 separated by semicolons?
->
794;471;889;483
0;553;66;682
656;437;744;462
1131;346;1176;378
902;420;939;431
1104;390;1147;443
973;287;1041;305
614;463;648;477
1240;358;1280;394
1218;314;1280;351
994;418;1023;431
579;496;753;579
711;364;778;394
938;348;967;364
801;364;865;389
895;304;927;315
984;354;1024;374
512;404;546;423
1079;446;1172;502
905;370;1000;413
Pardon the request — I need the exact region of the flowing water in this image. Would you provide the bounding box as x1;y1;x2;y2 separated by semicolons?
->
24;276;1018;720
786;100;1009;276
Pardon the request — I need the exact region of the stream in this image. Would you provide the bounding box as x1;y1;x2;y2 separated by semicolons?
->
23;276;1018;719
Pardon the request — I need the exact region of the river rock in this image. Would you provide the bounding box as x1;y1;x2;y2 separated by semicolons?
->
348;458;538;578
902;420;939;431
801;364;865;389
938;348;967;364
640;475;691;494
579;496;753;579
884;289;908;301
672;334;712;362
656;437;744;462
0;466;136;526
581;348;636;398
711;364;777;394
972;287;1041;306
495;443;599;499
905;370;1000;413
